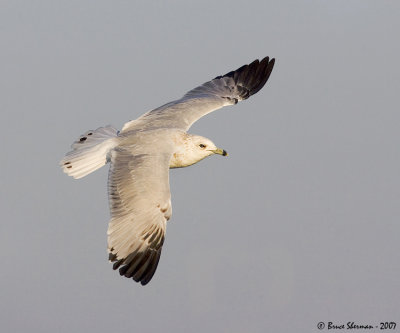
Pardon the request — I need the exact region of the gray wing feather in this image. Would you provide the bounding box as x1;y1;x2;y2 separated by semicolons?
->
121;57;275;133
107;147;172;285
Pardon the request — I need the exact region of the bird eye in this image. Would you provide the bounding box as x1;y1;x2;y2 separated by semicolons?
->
199;144;206;149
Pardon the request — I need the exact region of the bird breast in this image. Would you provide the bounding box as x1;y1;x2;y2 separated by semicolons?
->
169;149;206;168
169;151;190;168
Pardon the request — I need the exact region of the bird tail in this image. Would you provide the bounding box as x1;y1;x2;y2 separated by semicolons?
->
60;126;119;179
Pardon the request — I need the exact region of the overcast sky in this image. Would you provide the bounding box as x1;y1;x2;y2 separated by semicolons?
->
1;1;399;332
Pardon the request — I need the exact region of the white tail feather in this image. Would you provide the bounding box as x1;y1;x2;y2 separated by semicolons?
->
60;126;119;179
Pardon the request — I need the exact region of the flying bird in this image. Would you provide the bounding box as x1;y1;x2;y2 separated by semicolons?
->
60;57;275;285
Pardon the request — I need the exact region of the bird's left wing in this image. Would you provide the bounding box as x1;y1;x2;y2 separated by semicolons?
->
121;57;275;133
107;146;173;285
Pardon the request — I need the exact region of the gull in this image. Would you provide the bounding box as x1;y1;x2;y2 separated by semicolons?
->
60;57;275;285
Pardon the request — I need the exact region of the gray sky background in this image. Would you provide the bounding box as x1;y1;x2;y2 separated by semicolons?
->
1;1;399;332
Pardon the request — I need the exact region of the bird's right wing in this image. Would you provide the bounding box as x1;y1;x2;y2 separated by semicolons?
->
121;57;275;133
107;146;173;285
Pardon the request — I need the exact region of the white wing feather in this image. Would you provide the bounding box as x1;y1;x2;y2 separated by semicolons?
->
121;57;275;133
107;145;173;285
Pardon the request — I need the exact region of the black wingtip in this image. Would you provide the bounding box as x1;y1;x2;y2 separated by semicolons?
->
237;56;275;99
253;57;275;96
215;56;275;100
109;246;163;286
